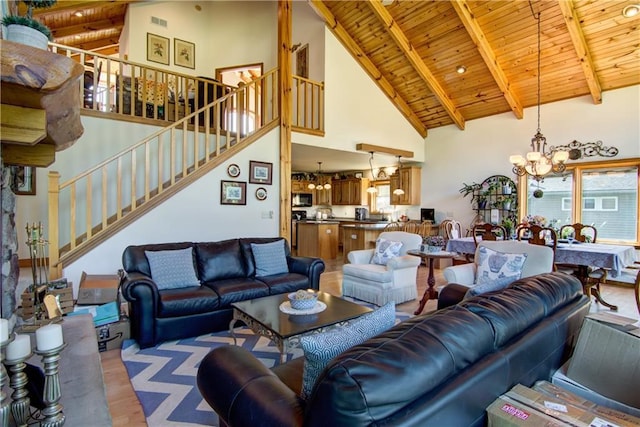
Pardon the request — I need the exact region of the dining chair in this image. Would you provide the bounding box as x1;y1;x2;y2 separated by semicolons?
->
417;221;433;239
384;222;403;232
516;224;557;251
444;220;463;240
465;214;484;237
557;223;608;306
472;223;507;246
402;221;421;234
559;223;597;243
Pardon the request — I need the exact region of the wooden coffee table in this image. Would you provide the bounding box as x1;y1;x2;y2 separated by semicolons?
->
230;292;371;363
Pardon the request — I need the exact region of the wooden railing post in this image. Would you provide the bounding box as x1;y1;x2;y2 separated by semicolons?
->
47;171;61;280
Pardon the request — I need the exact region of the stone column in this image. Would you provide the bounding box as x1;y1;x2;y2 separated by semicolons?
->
1;161;19;325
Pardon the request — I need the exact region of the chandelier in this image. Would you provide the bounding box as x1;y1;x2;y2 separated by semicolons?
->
366;152;378;194
307;162;331;190
509;4;568;182
393;155;405;196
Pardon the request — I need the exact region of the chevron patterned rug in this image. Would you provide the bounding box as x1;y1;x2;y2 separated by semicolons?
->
121;300;412;427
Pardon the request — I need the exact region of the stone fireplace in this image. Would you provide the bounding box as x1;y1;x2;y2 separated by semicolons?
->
1;162;20;329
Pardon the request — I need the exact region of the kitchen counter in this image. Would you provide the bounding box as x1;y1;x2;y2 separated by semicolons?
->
341;224;388;262
340;223;388;230
297;221;339;260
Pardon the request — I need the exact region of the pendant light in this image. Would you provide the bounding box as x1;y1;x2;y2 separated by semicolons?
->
366;152;378;194
393;155;405;196
508;2;568;182
307;162;331;190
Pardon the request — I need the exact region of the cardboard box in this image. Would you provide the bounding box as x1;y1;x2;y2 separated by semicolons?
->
77;271;120;305
505;383;640;427
534;380;640;426
553;361;640;418
96;317;130;352
566;313;640;409
486;395;570;426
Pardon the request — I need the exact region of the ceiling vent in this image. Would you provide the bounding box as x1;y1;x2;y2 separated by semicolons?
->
151;16;167;27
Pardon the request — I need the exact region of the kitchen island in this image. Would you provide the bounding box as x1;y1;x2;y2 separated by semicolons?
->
297;221;340;260
341;223;388;262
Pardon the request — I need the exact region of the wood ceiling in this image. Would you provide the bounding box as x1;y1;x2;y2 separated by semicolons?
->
35;0;640;137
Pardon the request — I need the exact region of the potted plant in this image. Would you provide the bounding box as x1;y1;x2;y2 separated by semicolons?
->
422;235;445;253
501;217;515;238
2;0;57;49
502;194;515;210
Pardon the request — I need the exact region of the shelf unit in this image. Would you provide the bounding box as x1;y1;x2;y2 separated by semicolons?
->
472;175;517;225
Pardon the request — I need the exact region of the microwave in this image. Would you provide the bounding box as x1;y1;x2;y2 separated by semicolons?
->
292;193;313;207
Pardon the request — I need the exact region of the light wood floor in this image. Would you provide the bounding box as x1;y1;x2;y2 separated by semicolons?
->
101;256;639;427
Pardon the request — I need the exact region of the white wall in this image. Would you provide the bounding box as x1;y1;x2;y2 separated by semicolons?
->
293;1;325;82
126;1;277;76
62;128;281;295
422;85;640;228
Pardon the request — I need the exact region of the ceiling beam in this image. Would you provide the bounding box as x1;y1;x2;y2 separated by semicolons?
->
308;0;428;138
31;1;139;16
356;143;413;159
366;0;466;130
557;0;602;104
50;18;124;38
2;143;56;167
0;104;47;145
451;0;523;119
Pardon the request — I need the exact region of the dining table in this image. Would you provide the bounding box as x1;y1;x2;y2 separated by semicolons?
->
446;236;638;309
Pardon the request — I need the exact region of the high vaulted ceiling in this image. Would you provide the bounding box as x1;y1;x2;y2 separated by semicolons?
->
33;0;640;169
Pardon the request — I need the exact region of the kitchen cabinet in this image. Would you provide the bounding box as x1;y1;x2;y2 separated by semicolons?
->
315;182;332;205
331;178;369;205
390;166;421;205
292;180;311;193
297;221;339;259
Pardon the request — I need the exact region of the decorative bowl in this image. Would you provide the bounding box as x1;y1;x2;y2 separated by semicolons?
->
288;290;318;310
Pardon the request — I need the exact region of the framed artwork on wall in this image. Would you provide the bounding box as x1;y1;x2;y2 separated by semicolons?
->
296;44;309;78
174;38;195;69
10;166;36;195
249;161;273;185
221;181;247;205
147;33;169;65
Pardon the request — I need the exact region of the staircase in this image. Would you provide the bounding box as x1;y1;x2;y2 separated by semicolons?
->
45;45;324;278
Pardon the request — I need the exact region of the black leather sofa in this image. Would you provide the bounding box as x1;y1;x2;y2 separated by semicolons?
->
121;237;325;348
197;272;590;427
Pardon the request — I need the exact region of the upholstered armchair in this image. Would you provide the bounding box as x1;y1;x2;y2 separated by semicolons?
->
438;240;554;309
342;231;422;306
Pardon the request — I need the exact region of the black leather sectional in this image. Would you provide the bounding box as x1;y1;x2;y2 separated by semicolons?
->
197;272;590;427
120;237;325;348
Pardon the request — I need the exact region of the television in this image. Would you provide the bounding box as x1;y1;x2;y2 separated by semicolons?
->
420;208;435;222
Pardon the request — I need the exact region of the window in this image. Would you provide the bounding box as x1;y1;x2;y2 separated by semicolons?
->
369;180;390;214
523;159;639;244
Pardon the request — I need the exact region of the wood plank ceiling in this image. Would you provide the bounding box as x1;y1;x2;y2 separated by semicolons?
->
35;0;640;137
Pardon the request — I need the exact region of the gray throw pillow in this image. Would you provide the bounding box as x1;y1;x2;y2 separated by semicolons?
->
299;301;396;399
144;247;200;290
251;240;289;276
465;247;527;298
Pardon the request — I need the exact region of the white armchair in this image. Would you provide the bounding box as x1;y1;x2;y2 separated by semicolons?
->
443;240;554;287
437;240;555;310
342;231;422;306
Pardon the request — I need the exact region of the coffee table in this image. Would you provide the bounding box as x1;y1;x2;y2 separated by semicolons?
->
230;292;372;363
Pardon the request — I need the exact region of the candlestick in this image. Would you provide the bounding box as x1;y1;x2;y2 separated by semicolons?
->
1;336;14;427
0;319;7;342
36;324;63;351
6;335;31;361
34;344;67;427
4;355;33;427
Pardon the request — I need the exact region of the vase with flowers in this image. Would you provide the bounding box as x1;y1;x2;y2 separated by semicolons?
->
422;235;445;253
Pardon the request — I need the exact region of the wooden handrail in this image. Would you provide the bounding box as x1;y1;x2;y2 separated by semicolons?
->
46;42;324;276
48;69;280;276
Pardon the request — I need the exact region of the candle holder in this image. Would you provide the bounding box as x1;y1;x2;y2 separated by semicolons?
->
4;352;33;427
1;335;15;427
34;343;67;427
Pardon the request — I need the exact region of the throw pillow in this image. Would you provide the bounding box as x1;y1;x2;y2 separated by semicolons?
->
300;301;395;399
251;240;289;276
371;238;403;265
467;247;527;298
144;247;200;290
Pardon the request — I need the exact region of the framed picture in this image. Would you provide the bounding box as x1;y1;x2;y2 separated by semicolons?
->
296;44;309;79
221;181;247;205
249;161;273;185
10;166;36;195
227;163;240;178
174;38;195;69
255;187;267;201
147;33;169;65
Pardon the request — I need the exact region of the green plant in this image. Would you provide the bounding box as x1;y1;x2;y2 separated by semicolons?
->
2;0;57;40
459;182;481;199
